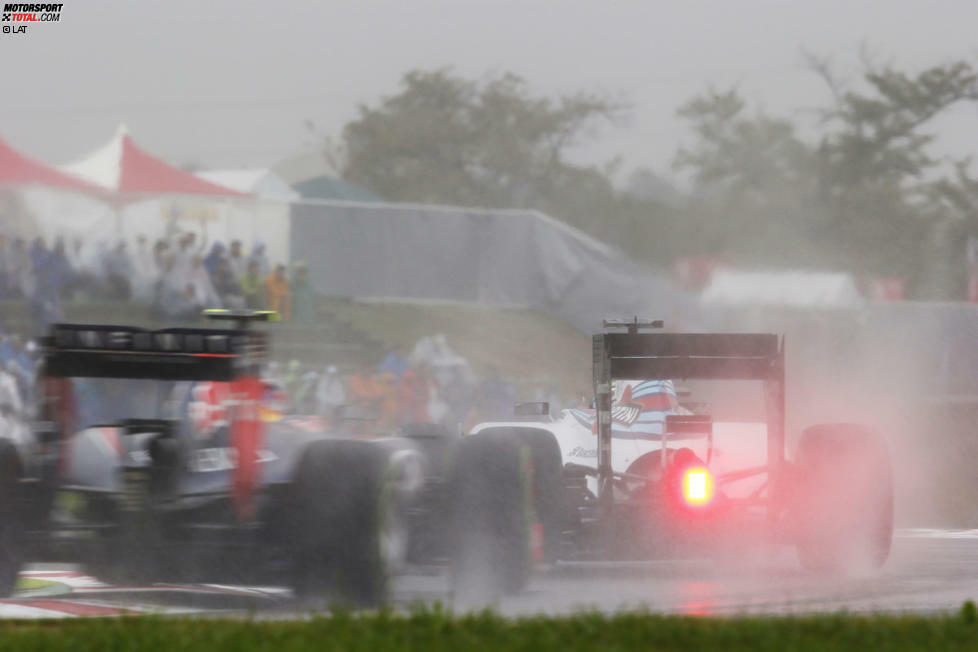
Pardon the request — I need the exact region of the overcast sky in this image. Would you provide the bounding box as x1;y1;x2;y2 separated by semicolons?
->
2;0;977;183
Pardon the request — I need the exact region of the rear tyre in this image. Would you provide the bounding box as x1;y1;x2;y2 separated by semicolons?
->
511;428;563;564
291;440;404;606
449;432;533;600
0;440;24;597
793;423;893;573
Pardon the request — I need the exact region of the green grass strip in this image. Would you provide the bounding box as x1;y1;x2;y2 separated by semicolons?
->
2;602;978;652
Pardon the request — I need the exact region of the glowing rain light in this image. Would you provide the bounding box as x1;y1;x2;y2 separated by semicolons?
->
684;468;714;505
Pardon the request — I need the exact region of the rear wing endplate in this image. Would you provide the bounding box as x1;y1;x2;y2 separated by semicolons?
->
40;323;269;381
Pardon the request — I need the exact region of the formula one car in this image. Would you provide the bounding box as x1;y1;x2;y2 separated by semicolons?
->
0;311;536;605
468;319;894;572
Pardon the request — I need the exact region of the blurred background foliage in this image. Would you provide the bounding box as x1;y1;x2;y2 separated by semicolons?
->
327;55;978;300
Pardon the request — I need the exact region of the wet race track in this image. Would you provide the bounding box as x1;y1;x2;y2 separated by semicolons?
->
3;530;978;619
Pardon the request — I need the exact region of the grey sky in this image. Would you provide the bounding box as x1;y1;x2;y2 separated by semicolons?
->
2;0;977;182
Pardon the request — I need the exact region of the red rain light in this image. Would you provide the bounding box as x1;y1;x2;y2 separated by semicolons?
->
683;467;714;506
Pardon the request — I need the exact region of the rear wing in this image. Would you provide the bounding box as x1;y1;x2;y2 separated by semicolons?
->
593;332;782;381
40;323;269;381
591;323;786;518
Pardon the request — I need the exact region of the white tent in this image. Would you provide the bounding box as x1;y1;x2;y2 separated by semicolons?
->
30;124;290;264
61;123;128;190
60;123;243;196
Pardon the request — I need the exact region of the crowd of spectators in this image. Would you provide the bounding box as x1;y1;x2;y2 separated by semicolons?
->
0;230;569;433
0;230;317;332
268;335;567;431
0;317;566;438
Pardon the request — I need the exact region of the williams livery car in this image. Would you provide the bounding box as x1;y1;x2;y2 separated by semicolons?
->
0;311;537;605
469;319;894;571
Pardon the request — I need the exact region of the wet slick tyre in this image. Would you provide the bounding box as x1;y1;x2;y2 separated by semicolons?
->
504;427;563;564
291;440;404;607
449;432;533;602
794;424;893;574
0;440;24;597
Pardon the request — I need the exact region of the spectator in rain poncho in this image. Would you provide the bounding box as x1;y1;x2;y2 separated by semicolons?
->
10;238;35;299
227;240;247;283
264;360;283;388
187;254;221;309
30;238;69;332
0;235;20;299
165;283;205;322
91;241;113;293
152;240;173;283
379;344;410;381
105;240;133;300
170;227;208;292
315;365;346;420
349;363;382;410
170;234;193;286
248;242;270;280
264;264;291;321
212;259;244;309
150;240;181;315
30;237;49;281
151;244;201;319
397;368;430;424
131;235;159;303
27;239;52;331
410;334;474;388
48;238;70;298
240;260;264;309
293;371;320;415
203;242;226;279
66;237;83;268
66;238;94;298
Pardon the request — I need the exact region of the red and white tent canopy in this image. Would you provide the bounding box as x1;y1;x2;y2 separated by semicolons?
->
62;124;248;197
0;135;105;195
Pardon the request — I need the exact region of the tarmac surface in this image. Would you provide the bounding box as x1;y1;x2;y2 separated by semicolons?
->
3;529;977;618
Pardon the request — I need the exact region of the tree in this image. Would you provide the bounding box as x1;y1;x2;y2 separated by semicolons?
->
672;58;978;295
337;69;627;231
812;58;978;292
329;58;978;297
672;87;820;264
674;88;812;196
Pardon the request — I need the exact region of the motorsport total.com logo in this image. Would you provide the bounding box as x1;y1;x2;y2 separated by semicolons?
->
2;3;62;34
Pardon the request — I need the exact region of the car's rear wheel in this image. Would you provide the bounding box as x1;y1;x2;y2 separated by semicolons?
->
793;423;893;573
0;440;24;597
291;440;404;606
449;431;533;601
507;428;563;564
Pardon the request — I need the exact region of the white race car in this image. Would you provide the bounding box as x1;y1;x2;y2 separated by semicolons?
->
464;320;894;575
